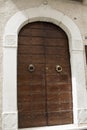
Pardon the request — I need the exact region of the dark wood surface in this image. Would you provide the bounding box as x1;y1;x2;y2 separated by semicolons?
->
17;22;73;128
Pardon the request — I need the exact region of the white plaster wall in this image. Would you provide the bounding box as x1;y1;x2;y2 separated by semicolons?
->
1;0;87;129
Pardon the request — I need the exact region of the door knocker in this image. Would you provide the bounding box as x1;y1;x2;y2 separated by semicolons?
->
28;64;35;72
56;65;62;73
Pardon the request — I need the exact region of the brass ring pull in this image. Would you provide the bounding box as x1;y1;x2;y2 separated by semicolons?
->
56;65;62;73
28;64;35;72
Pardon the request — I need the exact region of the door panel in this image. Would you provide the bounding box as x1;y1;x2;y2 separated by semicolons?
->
47;111;73;125
17;22;73;128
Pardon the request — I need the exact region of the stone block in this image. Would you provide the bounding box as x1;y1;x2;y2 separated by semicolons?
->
2;112;18;130
78;109;87;124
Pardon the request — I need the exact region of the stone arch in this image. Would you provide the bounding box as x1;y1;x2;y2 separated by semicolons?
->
2;6;87;130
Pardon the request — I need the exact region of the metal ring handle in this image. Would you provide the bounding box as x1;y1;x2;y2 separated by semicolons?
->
56;65;62;73
28;64;35;72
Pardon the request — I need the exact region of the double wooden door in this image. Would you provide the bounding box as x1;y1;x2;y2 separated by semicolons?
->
17;22;73;128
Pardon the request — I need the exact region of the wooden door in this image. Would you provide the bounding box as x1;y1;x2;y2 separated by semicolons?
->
17;22;73;128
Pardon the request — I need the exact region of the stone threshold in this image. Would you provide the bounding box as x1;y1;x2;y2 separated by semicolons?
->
19;124;87;130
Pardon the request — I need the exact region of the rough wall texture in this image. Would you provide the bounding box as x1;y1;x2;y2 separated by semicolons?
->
1;0;87;129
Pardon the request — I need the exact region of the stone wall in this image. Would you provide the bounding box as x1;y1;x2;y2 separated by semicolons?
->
1;0;87;129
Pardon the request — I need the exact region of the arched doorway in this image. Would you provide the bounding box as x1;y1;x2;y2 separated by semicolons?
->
3;7;86;130
17;22;73;128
